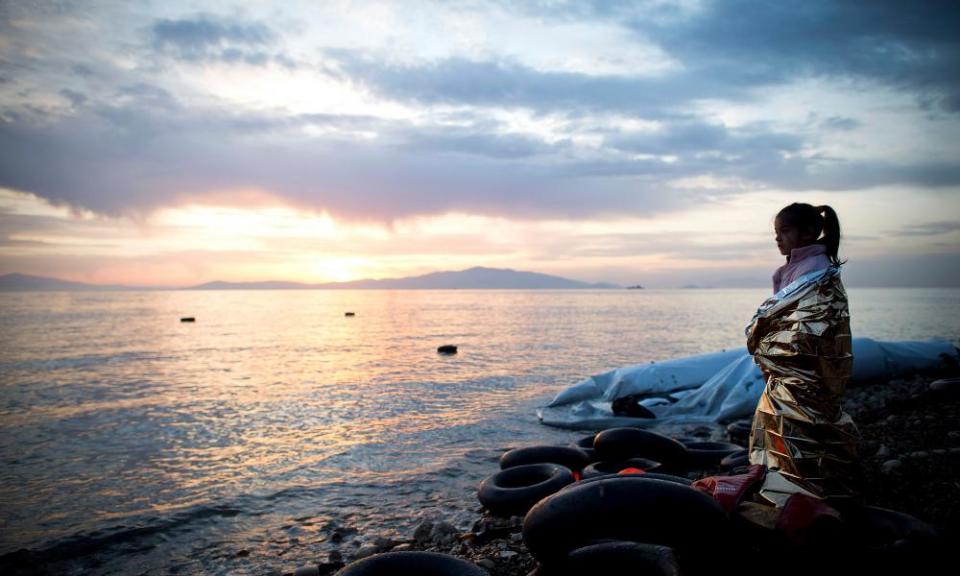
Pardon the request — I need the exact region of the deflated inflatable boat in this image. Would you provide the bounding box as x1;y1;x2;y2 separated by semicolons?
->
538;269;958;433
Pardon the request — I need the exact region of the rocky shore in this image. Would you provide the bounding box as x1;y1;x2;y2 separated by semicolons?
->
291;370;960;576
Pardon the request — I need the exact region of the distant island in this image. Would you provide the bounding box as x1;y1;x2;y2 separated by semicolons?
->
0;268;622;291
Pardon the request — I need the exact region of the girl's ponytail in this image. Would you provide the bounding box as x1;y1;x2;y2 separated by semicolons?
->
815;205;842;265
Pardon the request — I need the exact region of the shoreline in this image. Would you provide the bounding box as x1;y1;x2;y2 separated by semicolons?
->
287;371;960;576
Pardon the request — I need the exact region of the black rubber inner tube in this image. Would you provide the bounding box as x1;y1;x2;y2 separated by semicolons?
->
336;551;488;575
479;463;575;517
533;541;681;576
564;471;693;489
719;449;751;470
593;428;689;469
580;458;661;479
574;434;596;449
500;445;590;471
523;476;734;574
683;441;744;469
726;420;752;438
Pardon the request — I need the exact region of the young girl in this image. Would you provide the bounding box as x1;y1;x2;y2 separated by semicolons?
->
746;203;860;508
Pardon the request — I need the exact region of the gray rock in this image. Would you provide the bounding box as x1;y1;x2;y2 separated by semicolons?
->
372;536;395;550
875;444;891;459
354;545;379;560
498;550;519;559
948;431;960;441
328;550;343;564
413;521;434;544
881;459;903;474
391;543;413;552
477;559;496;570
429;522;459;546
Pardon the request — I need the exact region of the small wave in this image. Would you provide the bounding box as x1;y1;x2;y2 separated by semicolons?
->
0;351;175;372
0;503;248;568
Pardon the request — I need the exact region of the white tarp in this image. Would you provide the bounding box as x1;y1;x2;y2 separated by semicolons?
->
537;338;959;430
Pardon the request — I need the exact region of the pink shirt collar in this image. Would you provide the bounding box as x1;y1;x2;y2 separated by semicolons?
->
787;243;827;263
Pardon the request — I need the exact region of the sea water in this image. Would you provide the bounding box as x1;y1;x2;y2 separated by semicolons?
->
2;288;958;574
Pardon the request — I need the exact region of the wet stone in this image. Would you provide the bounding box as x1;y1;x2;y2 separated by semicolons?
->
429;521;459;546
882;459;903;474
413;521;434;544
354;545;379;560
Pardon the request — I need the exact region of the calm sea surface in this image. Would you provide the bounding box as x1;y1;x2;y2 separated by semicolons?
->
2;289;959;574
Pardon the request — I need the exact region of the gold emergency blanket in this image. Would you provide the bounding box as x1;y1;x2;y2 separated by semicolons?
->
746;267;860;507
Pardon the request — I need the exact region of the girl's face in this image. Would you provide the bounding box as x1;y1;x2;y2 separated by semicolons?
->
774;216;816;256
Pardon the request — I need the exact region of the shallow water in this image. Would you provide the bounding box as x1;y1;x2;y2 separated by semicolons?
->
1;288;958;574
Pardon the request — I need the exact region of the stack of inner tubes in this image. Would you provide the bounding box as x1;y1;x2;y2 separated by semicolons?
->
477;445;589;517
592;427;690;474
499;446;590;472
478;463;575;517
335;551;488;575
523;475;737;575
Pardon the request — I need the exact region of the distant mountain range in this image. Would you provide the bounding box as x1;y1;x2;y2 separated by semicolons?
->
0;268;622;291
0;273;139;292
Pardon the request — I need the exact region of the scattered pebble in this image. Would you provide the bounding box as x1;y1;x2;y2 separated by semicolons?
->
353;545;379;560
881;459;903;474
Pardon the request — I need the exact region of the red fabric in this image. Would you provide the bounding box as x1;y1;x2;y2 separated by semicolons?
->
775;493;842;543
692;464;766;513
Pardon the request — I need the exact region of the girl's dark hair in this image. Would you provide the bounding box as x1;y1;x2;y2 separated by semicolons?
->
777;203;844;266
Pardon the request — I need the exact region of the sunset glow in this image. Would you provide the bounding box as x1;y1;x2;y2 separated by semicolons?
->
1;2;958;287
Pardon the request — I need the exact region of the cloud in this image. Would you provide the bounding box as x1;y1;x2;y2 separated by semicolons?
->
631;0;960;112
329;53;747;116
0;1;958;225
893;220;960;237
150;14;286;66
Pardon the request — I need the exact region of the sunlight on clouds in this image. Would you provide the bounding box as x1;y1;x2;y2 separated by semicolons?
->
193;63;414;119
3;186;957;286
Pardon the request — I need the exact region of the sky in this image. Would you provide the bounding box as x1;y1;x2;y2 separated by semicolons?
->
1;0;959;288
